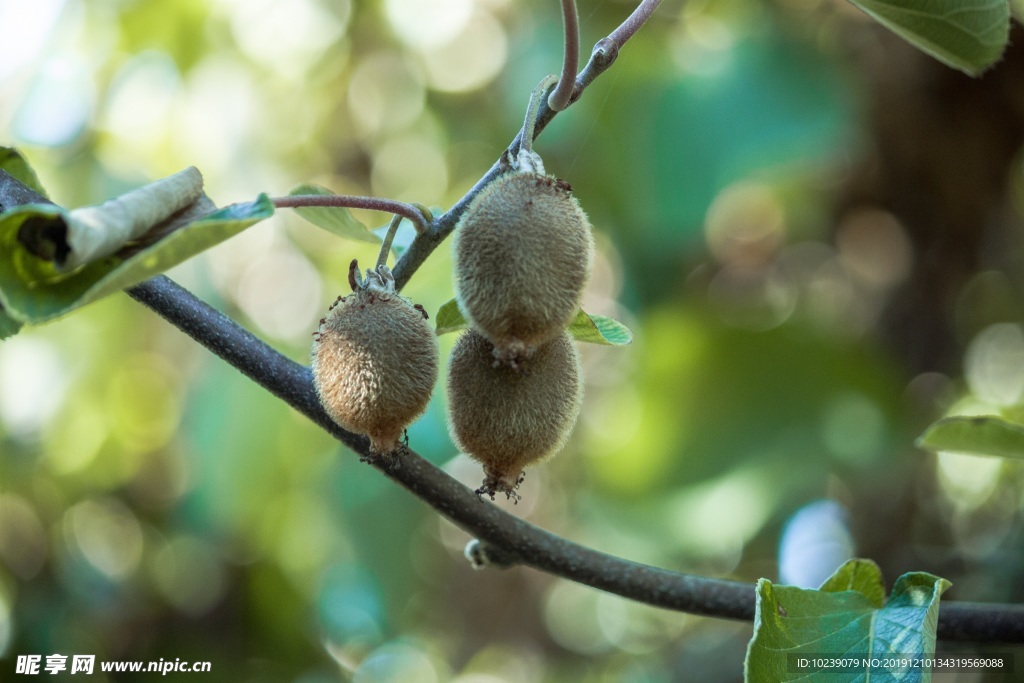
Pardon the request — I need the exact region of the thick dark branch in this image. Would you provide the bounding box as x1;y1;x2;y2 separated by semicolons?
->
126;276;753;617
125;277;351;444
126;275;1024;643
4;158;1018;642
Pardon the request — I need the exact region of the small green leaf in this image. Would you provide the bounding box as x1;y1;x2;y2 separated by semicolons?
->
0;147;48;198
745;559;950;683
847;0;1010;76
567;310;633;346
0;194;274;324
916;414;1024;460
435;298;468;336
288;184;380;244
433;300;634;346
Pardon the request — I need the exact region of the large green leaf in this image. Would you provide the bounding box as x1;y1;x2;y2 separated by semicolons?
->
745;559;950;682
288;183;380;244
847;0;1009;76
0;195;274;324
916;414;1024;460
433;298;633;346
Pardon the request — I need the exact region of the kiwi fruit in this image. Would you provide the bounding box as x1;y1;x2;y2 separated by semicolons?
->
446;328;583;499
453;170;595;365
312;260;438;456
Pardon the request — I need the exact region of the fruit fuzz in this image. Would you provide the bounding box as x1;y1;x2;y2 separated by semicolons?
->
311;260;438;456
453;167;594;365
446;329;583;499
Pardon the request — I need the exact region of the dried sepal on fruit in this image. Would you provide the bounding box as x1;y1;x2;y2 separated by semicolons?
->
312;258;438;457
452;78;595;366
446;329;583;500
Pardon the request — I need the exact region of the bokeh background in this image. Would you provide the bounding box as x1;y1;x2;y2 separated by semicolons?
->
2;0;1024;680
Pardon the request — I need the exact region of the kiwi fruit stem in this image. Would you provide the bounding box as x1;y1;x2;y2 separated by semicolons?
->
514;75;559;173
376;214;402;270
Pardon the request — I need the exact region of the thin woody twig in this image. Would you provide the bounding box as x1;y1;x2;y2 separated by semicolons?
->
391;0;662;291
607;0;662;53
576;0;662;95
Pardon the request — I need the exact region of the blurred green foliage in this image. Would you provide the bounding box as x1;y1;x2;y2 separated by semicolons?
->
1;0;1023;681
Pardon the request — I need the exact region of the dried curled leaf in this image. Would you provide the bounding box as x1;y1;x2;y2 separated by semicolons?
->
0;164;273;325
16;166;208;271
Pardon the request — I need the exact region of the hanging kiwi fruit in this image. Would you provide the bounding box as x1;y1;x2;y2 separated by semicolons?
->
446;329;583;500
452;77;595;366
311;217;439;457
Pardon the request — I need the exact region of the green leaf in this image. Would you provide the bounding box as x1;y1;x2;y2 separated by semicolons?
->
916;414;1024;460
434;299;468;336
0;147;48;198
288;184;380;244
745;559;951;682
433;299;634;346
567;310;633;346
0;194;274;324
847;0;1010;76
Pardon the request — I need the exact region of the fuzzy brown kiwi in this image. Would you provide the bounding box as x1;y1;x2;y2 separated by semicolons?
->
446;328;583;499
453;169;595;365
312;260;438;456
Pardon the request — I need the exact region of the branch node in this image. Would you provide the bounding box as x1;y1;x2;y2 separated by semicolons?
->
464;539;517;570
